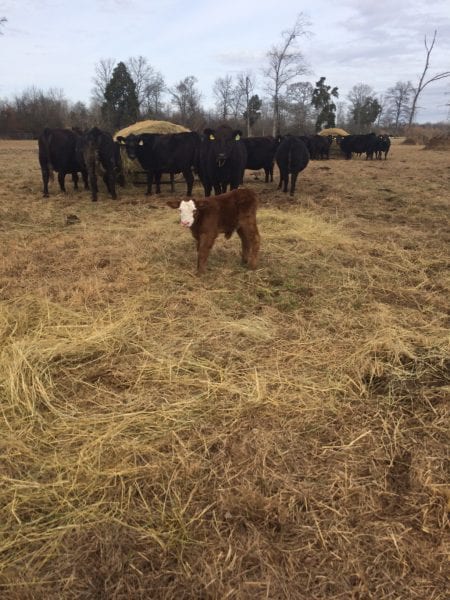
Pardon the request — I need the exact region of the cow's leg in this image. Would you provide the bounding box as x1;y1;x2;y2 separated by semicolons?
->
197;232;215;275
88;166;98;201
184;169;194;196
278;168;287;191
155;172;162;194
281;170;289;193
145;171;153;195
170;173;175;193
72;172;79;190
57;171;67;193
81;168;89;190
103;169;117;199
204;183;212;197
40;166;50;197
289;172;298;197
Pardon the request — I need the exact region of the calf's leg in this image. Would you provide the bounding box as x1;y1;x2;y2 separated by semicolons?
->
238;225;260;269
196;231;216;275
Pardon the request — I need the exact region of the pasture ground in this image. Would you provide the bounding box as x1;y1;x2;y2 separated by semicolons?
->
0;139;448;599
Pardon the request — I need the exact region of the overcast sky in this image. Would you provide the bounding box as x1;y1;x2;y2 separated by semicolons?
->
1;0;450;123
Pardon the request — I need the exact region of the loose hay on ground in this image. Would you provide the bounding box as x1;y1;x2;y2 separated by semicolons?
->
0;139;449;599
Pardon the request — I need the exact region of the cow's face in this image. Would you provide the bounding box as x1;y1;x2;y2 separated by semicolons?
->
117;134;142;160
167;199;197;228
205;127;242;167
179;199;197;227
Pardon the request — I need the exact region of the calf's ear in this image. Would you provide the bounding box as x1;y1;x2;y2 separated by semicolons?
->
166;199;181;209
193;199;209;210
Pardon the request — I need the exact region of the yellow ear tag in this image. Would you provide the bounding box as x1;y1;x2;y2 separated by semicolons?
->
235;134;240;140
209;134;215;140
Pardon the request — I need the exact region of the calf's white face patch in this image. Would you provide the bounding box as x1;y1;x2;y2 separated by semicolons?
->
179;199;197;227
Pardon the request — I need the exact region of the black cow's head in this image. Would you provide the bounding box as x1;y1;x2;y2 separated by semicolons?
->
204;125;242;167
116;133;143;160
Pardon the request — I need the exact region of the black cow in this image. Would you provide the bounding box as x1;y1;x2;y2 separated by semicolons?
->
339;133;377;160
76;127;119;201
198;125;247;196
275;135;310;196
375;134;391;160
38;128;88;198
242;136;280;182
117;132;200;196
299;135;332;160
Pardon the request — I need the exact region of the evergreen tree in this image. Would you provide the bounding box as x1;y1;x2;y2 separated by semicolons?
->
311;77;338;132
243;95;262;131
102;62;139;131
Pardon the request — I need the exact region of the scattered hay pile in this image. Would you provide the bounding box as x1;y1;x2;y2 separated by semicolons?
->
401;125;449;146
114;120;190;176
424;133;450;150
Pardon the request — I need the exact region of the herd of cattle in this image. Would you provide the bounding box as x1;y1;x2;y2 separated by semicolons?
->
38;127;391;201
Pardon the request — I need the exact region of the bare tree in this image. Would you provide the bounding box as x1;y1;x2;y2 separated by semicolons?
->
169;76;202;127
229;82;245;120
284;81;314;132
92;58;116;104
385;81;414;130
213;75;234;120
126;56;156;111
263;13;310;136
236;73;256;136
409;30;450;126
142;73;166;118
0;17;7;34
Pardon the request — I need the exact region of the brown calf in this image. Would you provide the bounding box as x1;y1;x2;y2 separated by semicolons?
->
167;187;260;275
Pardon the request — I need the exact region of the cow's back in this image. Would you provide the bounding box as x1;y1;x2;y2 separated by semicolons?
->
243;136;278;170
276;136;309;172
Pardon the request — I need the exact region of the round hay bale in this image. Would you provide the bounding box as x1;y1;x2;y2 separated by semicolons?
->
114;119;189;140
402;138;418;145
115;120;190;177
318;127;349;137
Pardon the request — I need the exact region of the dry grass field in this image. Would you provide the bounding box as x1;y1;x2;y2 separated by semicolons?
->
0;138;449;599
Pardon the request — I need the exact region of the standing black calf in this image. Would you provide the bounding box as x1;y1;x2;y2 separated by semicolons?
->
77;127;119;201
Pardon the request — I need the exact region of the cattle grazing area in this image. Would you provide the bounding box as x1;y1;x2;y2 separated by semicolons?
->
0;139;449;599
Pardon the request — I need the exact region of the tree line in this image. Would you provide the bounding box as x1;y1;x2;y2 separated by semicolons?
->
0;14;448;138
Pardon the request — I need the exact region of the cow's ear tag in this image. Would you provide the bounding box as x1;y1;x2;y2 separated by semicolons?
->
209;134;215;140
235;134;240;140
